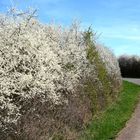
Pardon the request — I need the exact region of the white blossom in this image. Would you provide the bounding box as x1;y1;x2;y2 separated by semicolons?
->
95;43;122;82
0;9;121;127
0;9;91;125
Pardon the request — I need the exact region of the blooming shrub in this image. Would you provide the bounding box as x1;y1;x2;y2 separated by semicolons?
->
0;9;122;140
96;44;120;77
96;44;122;89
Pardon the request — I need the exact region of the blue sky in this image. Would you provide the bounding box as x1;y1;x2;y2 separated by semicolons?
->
0;0;140;56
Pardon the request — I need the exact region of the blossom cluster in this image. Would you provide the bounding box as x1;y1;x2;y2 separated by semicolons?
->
0;9;121;128
96;44;122;82
0;9;91;126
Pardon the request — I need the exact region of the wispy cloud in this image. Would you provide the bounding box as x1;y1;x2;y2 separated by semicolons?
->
104;35;140;41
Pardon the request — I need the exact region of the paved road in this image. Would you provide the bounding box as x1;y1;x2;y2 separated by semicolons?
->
123;78;140;85
116;78;140;140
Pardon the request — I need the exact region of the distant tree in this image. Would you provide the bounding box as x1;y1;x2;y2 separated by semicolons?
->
118;55;140;78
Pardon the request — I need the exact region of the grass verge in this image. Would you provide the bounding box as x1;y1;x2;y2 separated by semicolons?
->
81;80;140;140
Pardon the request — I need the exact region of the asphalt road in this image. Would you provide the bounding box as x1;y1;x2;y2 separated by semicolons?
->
123;78;140;85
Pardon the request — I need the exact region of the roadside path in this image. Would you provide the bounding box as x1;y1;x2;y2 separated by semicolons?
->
116;78;140;140
123;78;140;85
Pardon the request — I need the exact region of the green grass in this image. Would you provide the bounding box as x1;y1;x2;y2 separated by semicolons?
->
81;81;140;140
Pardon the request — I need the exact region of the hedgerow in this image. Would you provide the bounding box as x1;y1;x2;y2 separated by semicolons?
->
0;9;122;140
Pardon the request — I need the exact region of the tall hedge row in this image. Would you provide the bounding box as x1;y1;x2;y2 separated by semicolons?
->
0;9;122;140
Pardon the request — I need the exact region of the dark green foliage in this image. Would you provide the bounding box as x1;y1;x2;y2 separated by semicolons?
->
84;27;97;64
63;62;75;71
83;28;116;114
118;55;140;78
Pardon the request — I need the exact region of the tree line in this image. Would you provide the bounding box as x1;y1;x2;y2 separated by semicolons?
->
118;55;140;78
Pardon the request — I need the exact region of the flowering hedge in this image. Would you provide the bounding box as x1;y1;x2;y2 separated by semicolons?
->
0;9;122;140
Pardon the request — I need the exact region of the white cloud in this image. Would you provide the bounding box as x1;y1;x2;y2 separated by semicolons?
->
96;24;140;41
103;34;140;41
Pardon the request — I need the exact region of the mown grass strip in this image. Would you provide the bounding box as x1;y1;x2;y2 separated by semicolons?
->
81;81;140;140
